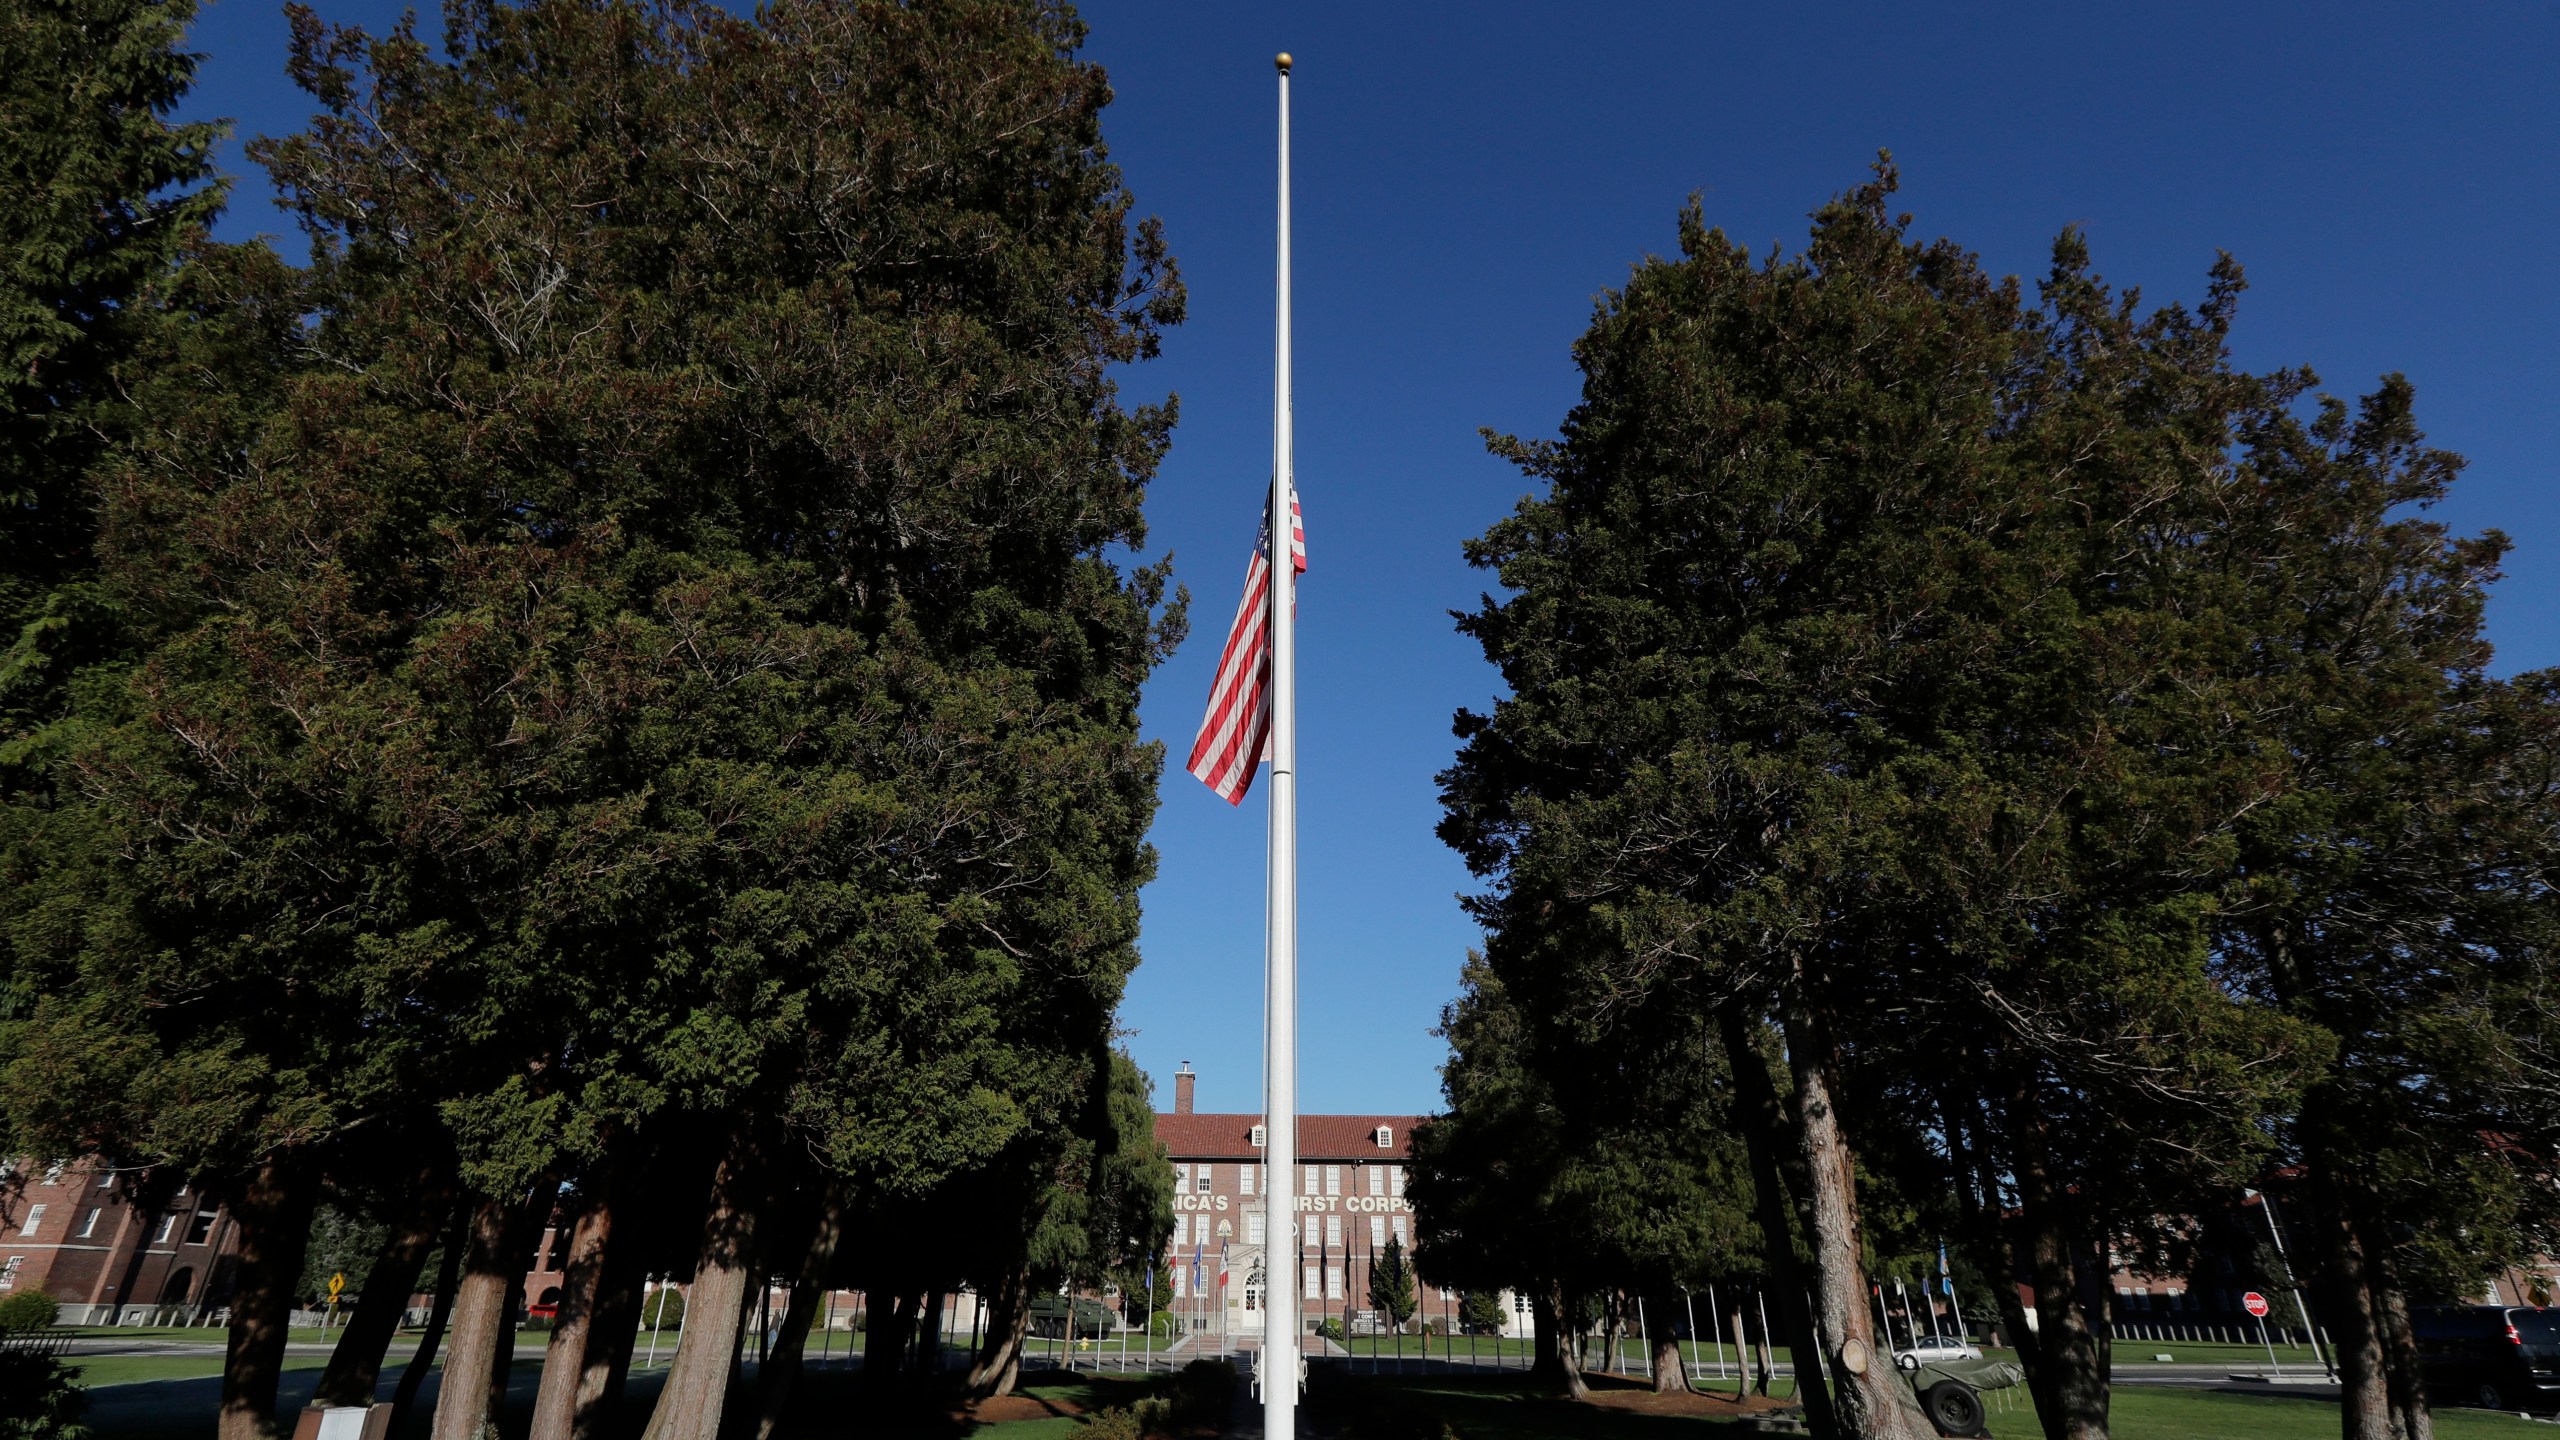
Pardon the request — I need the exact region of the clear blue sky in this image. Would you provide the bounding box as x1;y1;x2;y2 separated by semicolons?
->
177;1;2560;1118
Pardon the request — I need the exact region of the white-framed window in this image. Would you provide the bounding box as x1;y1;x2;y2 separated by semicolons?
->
1303;1264;1319;1299
1175;1265;1188;1299
1239;1166;1254;1197
186;1209;217;1244
1175;1164;1190;1195
1196;1166;1213;1194
1303;1165;1318;1196
1393;1215;1409;1247
1324;1166;1341;1196
17;1205;46;1236
97;1169;115;1188
1304;1217;1318;1250
1250;1124;1266;1148
1174;1215;1190;1247
154;1214;177;1244
0;1256;21;1291
1390;1166;1405;1198
1248;1214;1266;1246
1325;1216;1341;1251
1375;1125;1393;1148
1370;1216;1386;1249
1368;1167;1386;1198
78;1208;102;1239
39;1163;62;1187
1327;1266;1344;1300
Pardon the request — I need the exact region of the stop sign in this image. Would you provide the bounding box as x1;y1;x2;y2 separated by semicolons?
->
2243;1291;2270;1318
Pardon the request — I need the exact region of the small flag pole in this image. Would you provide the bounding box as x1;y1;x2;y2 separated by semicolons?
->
1263;47;1301;1440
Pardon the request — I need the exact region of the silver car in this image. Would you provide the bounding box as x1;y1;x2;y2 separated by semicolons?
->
1895;1334;1984;1364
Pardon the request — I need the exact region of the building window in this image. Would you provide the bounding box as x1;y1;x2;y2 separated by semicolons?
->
1248;1215;1266;1246
1390;1166;1405;1199
1174;1215;1190;1248
154;1215;177;1244
1240;1166;1254;1197
1370;1216;1386;1250
0;1256;20;1291
1303;1165;1318;1196
1324;1166;1341;1196
1327;1266;1344;1300
1368;1167;1385;1198
1393;1215;1409;1247
1196;1167;1213;1195
17;1205;45;1236
1325;1216;1341;1251
1174;1266;1187;1299
98;1169;116;1188
79;1208;102;1239
1175;1164;1190;1195
187;1210;218;1245
1374;1125;1394;1149
1304;1218;1318;1251
40;1162;63;1186
1303;1264;1319;1299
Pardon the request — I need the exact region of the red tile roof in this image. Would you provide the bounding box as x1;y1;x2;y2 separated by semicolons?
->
1152;1113;1424;1162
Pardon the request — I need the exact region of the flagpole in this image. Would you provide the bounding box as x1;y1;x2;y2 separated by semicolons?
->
1263;48;1301;1440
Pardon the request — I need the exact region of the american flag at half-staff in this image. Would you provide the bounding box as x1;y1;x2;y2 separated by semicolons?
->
1185;487;1305;803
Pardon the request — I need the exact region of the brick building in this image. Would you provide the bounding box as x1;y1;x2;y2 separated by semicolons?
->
0;1155;241;1324
1150;1065;1505;1341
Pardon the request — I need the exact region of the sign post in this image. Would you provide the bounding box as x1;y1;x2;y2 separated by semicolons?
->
326;1271;344;1331
2243;1291;2281;1376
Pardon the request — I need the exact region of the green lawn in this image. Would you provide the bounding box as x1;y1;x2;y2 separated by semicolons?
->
1301;1374;2551;1440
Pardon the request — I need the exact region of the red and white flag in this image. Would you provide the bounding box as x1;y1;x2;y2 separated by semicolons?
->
1186;488;1305;804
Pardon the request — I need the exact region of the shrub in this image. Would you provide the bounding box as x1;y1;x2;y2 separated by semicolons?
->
1169;1358;1234;1425
0;1290;59;1333
1148;1310;1180;1340
1315;1317;1345;1345
0;1348;88;1439
639;1288;685;1331
1082;1406;1145;1440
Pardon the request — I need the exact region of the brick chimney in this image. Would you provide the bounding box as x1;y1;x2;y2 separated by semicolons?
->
1174;1062;1196;1115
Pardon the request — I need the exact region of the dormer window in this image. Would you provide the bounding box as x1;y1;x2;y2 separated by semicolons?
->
1250;1124;1267;1149
1374;1126;1393;1149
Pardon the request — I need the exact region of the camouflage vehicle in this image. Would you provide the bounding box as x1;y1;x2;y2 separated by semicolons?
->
1894;1350;2023;1438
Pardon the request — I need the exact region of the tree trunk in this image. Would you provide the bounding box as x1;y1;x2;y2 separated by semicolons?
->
916;1291;948;1372
2014;1129;2108;1440
487;1175;556;1424
217;1154;318;1440
2309;1179;2394;1440
754;1197;845;1440
1751;1298;1774;1397
1651;1292;1690;1397
638;1141;760;1440
574;1212;648;1440
1781;976;1923;1440
529;1182;620;1440
392;1205;467;1429
864;1292;917;1385
2371;1251;2434;1440
313;1193;443;1406
1721;1005;1842;1438
966;1265;1035;1399
1526;1283;1586;1399
429;1192;519;1440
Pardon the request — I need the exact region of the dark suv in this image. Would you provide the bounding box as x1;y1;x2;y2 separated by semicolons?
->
2413;1305;2560;1412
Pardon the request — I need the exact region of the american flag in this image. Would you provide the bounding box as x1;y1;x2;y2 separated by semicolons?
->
1186;487;1306;803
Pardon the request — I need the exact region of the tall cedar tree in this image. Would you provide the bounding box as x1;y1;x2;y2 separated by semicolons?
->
0;0;222;1138
1;2;1182;1437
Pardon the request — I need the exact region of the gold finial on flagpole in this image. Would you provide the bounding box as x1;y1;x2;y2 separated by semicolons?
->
1275;52;1292;73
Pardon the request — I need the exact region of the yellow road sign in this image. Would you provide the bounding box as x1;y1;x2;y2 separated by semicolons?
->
328;1272;345;1299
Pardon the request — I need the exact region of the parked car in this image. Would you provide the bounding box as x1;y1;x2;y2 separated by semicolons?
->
1027;1295;1113;1340
1895;1334;1983;1364
2414;1305;2560;1413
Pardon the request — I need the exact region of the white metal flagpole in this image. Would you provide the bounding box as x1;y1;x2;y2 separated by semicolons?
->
1262;47;1301;1440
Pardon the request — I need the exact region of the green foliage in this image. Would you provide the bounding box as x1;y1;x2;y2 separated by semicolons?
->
1166;1359;1234;1426
0;1347;88;1440
1368;1238;1419;1332
639;1286;685;1332
1459;1291;1507;1334
296;1202;388;1304
0;1287;59;1331
1316;1317;1345;1345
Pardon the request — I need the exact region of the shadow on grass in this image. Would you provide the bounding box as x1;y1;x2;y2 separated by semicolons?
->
1306;1370;1775;1440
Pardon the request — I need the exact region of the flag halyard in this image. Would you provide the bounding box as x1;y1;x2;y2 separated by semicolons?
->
1186;488;1304;803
